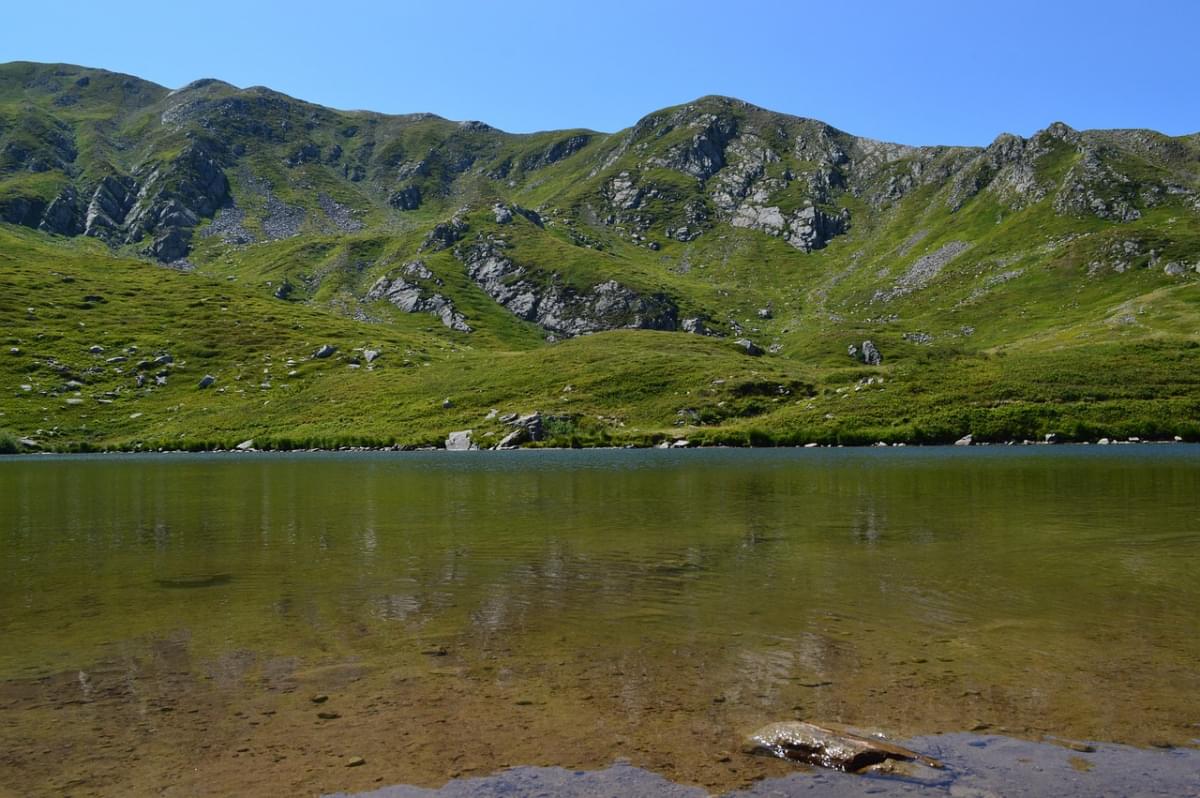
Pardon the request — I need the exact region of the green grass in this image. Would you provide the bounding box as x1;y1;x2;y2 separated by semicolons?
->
2;62;1200;451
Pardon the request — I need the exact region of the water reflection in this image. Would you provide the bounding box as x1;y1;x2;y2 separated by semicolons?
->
1;449;1198;747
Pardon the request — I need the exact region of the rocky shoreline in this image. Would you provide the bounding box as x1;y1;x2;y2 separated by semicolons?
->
4;437;1195;456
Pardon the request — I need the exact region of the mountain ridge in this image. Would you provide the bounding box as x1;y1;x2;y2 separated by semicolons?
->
1;61;1199;452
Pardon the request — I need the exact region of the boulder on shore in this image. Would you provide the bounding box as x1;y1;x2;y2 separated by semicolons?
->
445;430;477;451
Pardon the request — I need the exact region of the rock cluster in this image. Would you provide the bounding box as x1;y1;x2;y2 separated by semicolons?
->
458;240;678;338
366;262;472;333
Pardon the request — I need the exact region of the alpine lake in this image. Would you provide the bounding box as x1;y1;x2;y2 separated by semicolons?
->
1;447;1198;797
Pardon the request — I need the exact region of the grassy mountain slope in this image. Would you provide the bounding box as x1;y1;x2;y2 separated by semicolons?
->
1;62;1199;451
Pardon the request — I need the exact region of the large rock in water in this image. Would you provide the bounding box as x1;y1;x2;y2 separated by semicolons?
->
745;722;943;772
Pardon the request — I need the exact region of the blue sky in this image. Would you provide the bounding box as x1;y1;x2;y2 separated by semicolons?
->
3;0;1197;145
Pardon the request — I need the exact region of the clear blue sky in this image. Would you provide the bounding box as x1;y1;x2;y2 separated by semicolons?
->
3;0;1197;145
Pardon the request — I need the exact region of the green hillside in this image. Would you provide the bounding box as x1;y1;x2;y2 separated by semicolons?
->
2;62;1199;452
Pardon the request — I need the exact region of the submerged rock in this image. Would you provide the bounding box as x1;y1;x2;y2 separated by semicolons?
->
745;721;943;773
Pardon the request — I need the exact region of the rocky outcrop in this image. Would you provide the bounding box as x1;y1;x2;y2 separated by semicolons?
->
1054;143;1142;222
492;202;542;226
850;340;882;365
444;430;477;451
495;412;544;449
730;203;849;252
366;261;472;332
520;134;591;171
84;176;137;239
421;216;469;251
125;146;230;250
652;114;738;180
458;240;678;338
389;185;422;210
34;189;79;235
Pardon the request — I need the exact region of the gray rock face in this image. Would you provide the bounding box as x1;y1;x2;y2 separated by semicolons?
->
521;134;591;171
604;172;646;211
444;430;477;451
421;217;469;251
1054;143;1141;222
849;341;882;365
198;374;215;389
495;412;545;449
123;145;230;261
459;241;678;338
655;114;738;180
313;344;336;359
26;146;231;262
495;427;529;450
149;227;192;262
39;189;80;236
366;263;472;333
491;203;543;227
734;338;764;356
681;317;719;336
388;185;422;211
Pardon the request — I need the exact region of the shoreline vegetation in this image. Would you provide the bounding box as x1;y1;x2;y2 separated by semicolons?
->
1;432;1194;455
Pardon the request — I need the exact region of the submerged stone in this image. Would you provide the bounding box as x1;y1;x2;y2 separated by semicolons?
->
745;721;943;772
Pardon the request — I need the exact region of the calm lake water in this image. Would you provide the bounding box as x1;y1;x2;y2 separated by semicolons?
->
1;448;1198;796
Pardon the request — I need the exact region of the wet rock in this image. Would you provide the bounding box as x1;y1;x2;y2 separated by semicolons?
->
955;434;974;446
745;721;943;772
236;439;255;451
